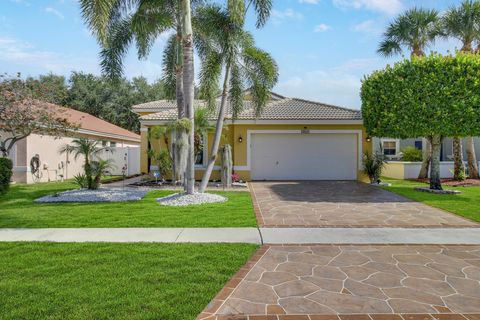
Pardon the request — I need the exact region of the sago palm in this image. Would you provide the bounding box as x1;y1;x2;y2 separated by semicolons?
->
194;5;278;192
443;0;480;179
378;7;443;179
378;7;443;57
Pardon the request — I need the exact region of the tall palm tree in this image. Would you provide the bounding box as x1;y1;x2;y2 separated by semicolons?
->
443;0;480;179
59;138;112;189
378;7;443;179
79;0;199;193
195;5;278;193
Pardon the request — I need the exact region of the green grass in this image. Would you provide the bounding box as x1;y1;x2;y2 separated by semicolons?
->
0;181;257;228
0;242;257;320
381;178;480;223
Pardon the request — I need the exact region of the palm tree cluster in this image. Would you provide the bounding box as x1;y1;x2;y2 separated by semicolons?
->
378;0;480;181
79;0;277;194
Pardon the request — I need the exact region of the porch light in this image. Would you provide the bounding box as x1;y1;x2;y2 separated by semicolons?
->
238;135;243;143
366;136;372;142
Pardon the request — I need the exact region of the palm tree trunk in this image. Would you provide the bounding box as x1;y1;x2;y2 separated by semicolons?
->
198;65;231;193
182;0;195;194
174;29;187;184
429;135;443;190
466;136;479;178
452;137;465;180
418;138;431;179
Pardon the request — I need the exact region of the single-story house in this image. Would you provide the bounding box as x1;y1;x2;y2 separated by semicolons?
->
6;103;141;184
134;92;372;182
373;137;480;179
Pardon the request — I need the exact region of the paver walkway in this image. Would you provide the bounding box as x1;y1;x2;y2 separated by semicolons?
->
250;181;478;228
198;244;480;320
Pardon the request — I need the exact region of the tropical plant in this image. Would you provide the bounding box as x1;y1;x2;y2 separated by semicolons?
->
401;146;423;162
148;149;172;181
91;158;116;188
73;173;89;189
443;0;480;179
362;151;386;184
196;4;278;192
362;53;480;190
377;7;443;179
79;0;198;193
0;157;13;195
59;138;112;190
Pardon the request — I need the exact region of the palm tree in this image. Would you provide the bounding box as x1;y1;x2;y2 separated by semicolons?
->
79;0;199;193
443;0;480;179
195;5;278;193
59;138;112;189
378;7;443;179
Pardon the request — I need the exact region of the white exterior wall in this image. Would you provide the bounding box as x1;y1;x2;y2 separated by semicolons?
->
99;147;140;176
10;133;140;184
384;161;480;179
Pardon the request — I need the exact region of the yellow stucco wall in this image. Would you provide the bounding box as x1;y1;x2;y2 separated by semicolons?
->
142;122;372;182
383;162;407;179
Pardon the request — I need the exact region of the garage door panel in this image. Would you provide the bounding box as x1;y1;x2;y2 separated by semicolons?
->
251;133;357;180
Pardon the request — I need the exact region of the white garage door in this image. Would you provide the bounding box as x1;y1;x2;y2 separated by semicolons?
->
250;133;358;180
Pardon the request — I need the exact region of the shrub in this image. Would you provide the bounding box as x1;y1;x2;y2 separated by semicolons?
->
362;151;387;184
401;146;423;162
0;157;13;195
73;173;89;189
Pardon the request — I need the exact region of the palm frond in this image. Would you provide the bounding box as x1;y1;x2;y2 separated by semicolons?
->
79;0;118;44
198;51;222;110
229;64;244;119
241;46;278;116
100;17;134;78
251;0;272;28
162;34;178;100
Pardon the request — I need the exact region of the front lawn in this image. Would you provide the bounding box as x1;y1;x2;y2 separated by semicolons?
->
381;178;480;223
0;181;257;228
0;242;257;320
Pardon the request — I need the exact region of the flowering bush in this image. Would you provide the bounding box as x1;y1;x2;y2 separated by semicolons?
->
232;173;240;183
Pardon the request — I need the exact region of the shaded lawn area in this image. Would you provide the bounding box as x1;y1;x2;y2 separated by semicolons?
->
0;242;257;320
0;181;257;227
381;178;480;223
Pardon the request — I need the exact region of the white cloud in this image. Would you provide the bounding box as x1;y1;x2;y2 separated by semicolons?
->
45;7;65;20
314;24;331;32
299;0;320;4
275;58;389;108
271;9;303;24
333;0;404;16
0;36;98;75
352;19;381;35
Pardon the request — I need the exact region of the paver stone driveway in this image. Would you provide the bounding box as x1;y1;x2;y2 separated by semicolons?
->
250;181;477;228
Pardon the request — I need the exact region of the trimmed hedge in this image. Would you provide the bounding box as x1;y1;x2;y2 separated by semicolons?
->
0;157;13;195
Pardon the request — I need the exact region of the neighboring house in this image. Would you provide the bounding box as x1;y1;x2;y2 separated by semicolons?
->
373;137;480;179
134;92;372;181
6;103;141;184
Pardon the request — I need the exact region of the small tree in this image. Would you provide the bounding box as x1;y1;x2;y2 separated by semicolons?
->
0;75;76;157
362;53;480;190
362;150;386;184
59;138;112;190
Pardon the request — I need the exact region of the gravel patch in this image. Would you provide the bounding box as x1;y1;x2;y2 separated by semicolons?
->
157;192;227;206
35;188;149;203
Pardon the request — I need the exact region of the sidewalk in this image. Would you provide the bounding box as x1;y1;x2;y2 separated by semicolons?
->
1;227;479;244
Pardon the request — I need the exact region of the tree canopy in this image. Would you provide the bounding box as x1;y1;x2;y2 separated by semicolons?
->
361;53;480;140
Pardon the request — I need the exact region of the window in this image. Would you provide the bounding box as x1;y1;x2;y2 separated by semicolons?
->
382;141;397;156
110;142;117;148
195;135;205;166
414;140;423;150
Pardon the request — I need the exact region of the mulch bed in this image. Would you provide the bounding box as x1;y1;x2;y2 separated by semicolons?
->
416;178;480;187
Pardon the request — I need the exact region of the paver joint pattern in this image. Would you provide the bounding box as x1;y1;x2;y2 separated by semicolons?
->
197;245;480;319
249;181;477;228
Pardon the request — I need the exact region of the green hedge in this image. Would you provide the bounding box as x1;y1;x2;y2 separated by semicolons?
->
0;157;13;195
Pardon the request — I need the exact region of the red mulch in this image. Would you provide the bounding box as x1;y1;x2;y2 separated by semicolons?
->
416;178;480;187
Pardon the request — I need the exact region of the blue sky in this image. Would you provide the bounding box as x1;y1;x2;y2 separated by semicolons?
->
0;0;464;109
